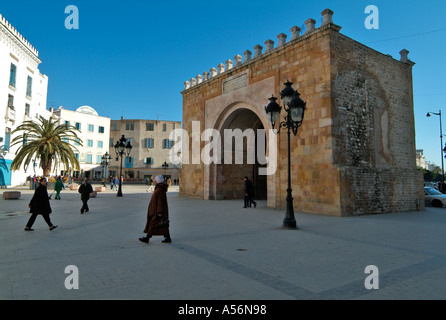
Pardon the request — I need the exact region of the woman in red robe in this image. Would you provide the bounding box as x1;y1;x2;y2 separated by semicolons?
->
139;175;171;244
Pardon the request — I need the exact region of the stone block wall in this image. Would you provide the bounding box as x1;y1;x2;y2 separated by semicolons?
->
330;32;424;215
180;8;424;216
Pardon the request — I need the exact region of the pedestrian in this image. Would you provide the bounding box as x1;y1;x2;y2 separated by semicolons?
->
78;178;93;214
139;175;172;244
54;176;63;200
113;176;119;191
243;176;257;208
24;177;58;231
32;174;38;190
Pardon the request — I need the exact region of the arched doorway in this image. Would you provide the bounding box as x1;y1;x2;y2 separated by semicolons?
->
210;108;267;201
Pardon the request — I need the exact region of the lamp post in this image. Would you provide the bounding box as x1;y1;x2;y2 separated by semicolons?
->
101;152;112;187
114;135;132;197
265;80;306;229
427;110;445;190
162;161;169;177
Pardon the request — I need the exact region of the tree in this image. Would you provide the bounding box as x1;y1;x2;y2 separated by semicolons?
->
10;116;83;176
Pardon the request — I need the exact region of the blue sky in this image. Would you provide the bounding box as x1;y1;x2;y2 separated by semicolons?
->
1;0;445;168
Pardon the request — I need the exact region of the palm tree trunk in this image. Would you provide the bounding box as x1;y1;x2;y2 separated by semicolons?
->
43;158;52;177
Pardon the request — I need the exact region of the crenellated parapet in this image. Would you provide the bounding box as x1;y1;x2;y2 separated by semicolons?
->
0;13;40;58
183;8;340;91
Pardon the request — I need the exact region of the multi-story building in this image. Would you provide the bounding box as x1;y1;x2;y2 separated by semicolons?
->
109;118;181;183
51;105;111;180
0;13;49;187
416;150;427;170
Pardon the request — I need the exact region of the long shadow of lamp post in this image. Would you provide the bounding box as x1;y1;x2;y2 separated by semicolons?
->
265;80;306;229
114;135;132;197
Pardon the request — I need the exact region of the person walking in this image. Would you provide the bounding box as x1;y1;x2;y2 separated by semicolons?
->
24;177;58;231
54;176;63;200
243;176;257;208
139;175;171;244
113;176;119;191
78;178;93;214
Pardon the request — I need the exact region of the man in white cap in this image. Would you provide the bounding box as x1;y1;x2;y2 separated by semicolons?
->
139;175;172;244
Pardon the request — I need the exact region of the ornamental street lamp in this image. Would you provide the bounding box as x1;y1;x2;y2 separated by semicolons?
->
265;80;306;229
114;135;132;197
101;152;112;187
427;110;445;190
162;161;169;177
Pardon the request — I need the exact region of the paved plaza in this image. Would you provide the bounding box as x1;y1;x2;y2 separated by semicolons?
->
1;184;445;300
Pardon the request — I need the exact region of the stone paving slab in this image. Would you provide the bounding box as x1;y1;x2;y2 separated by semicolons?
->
1;184;445;300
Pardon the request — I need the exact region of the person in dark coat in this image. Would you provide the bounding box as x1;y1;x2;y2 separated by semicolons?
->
78;178;93;214
243;176;257;208
24;177;58;231
139;175;171;244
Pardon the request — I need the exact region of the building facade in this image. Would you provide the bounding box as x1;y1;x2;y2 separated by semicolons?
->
180;9;424;216
51;105;111;180
109;118;181;183
0;13;49;187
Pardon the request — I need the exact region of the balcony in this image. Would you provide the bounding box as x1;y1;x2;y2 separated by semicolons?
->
5;107;16;123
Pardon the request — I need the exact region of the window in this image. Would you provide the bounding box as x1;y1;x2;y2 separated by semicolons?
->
146;123;154;131
26;76;33;97
96;155;102;164
75;122;81;130
87;140;93;147
163;139;172;149
163;124;167;132
109;138;114;147
9;63;17;87
98;126;105;134
86;154;93;164
74;153;79;160
65;121;70;127
74;138;81;146
25;104;30;116
125;157;133;168
7;94;14;109
112;123;118;131
146;138;154;149
23;134;28;145
144;157;154;165
88;124;94;132
98;141;103;148
126;122;134;130
127;138;133;146
4;128;11;151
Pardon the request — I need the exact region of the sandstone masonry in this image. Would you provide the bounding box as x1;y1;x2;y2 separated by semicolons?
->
180;9;424;216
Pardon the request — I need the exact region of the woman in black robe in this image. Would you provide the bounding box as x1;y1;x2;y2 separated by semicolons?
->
24;177;58;231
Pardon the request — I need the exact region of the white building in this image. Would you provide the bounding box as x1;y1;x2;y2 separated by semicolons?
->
51;105;111;180
0;13;49;187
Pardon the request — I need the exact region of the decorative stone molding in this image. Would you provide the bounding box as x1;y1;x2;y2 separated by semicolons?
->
234;54;243;66
254;44;263;57
218;63;225;74
225;59;233;70
182;8;344;91
321;9;334;25
290;26;301;40
277;33;287;46
305;19;316;33
264;39;275;52
244;50;252;62
210;67;218;77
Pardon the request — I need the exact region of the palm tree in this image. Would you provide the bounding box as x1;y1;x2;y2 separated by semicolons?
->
10;116;83;176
